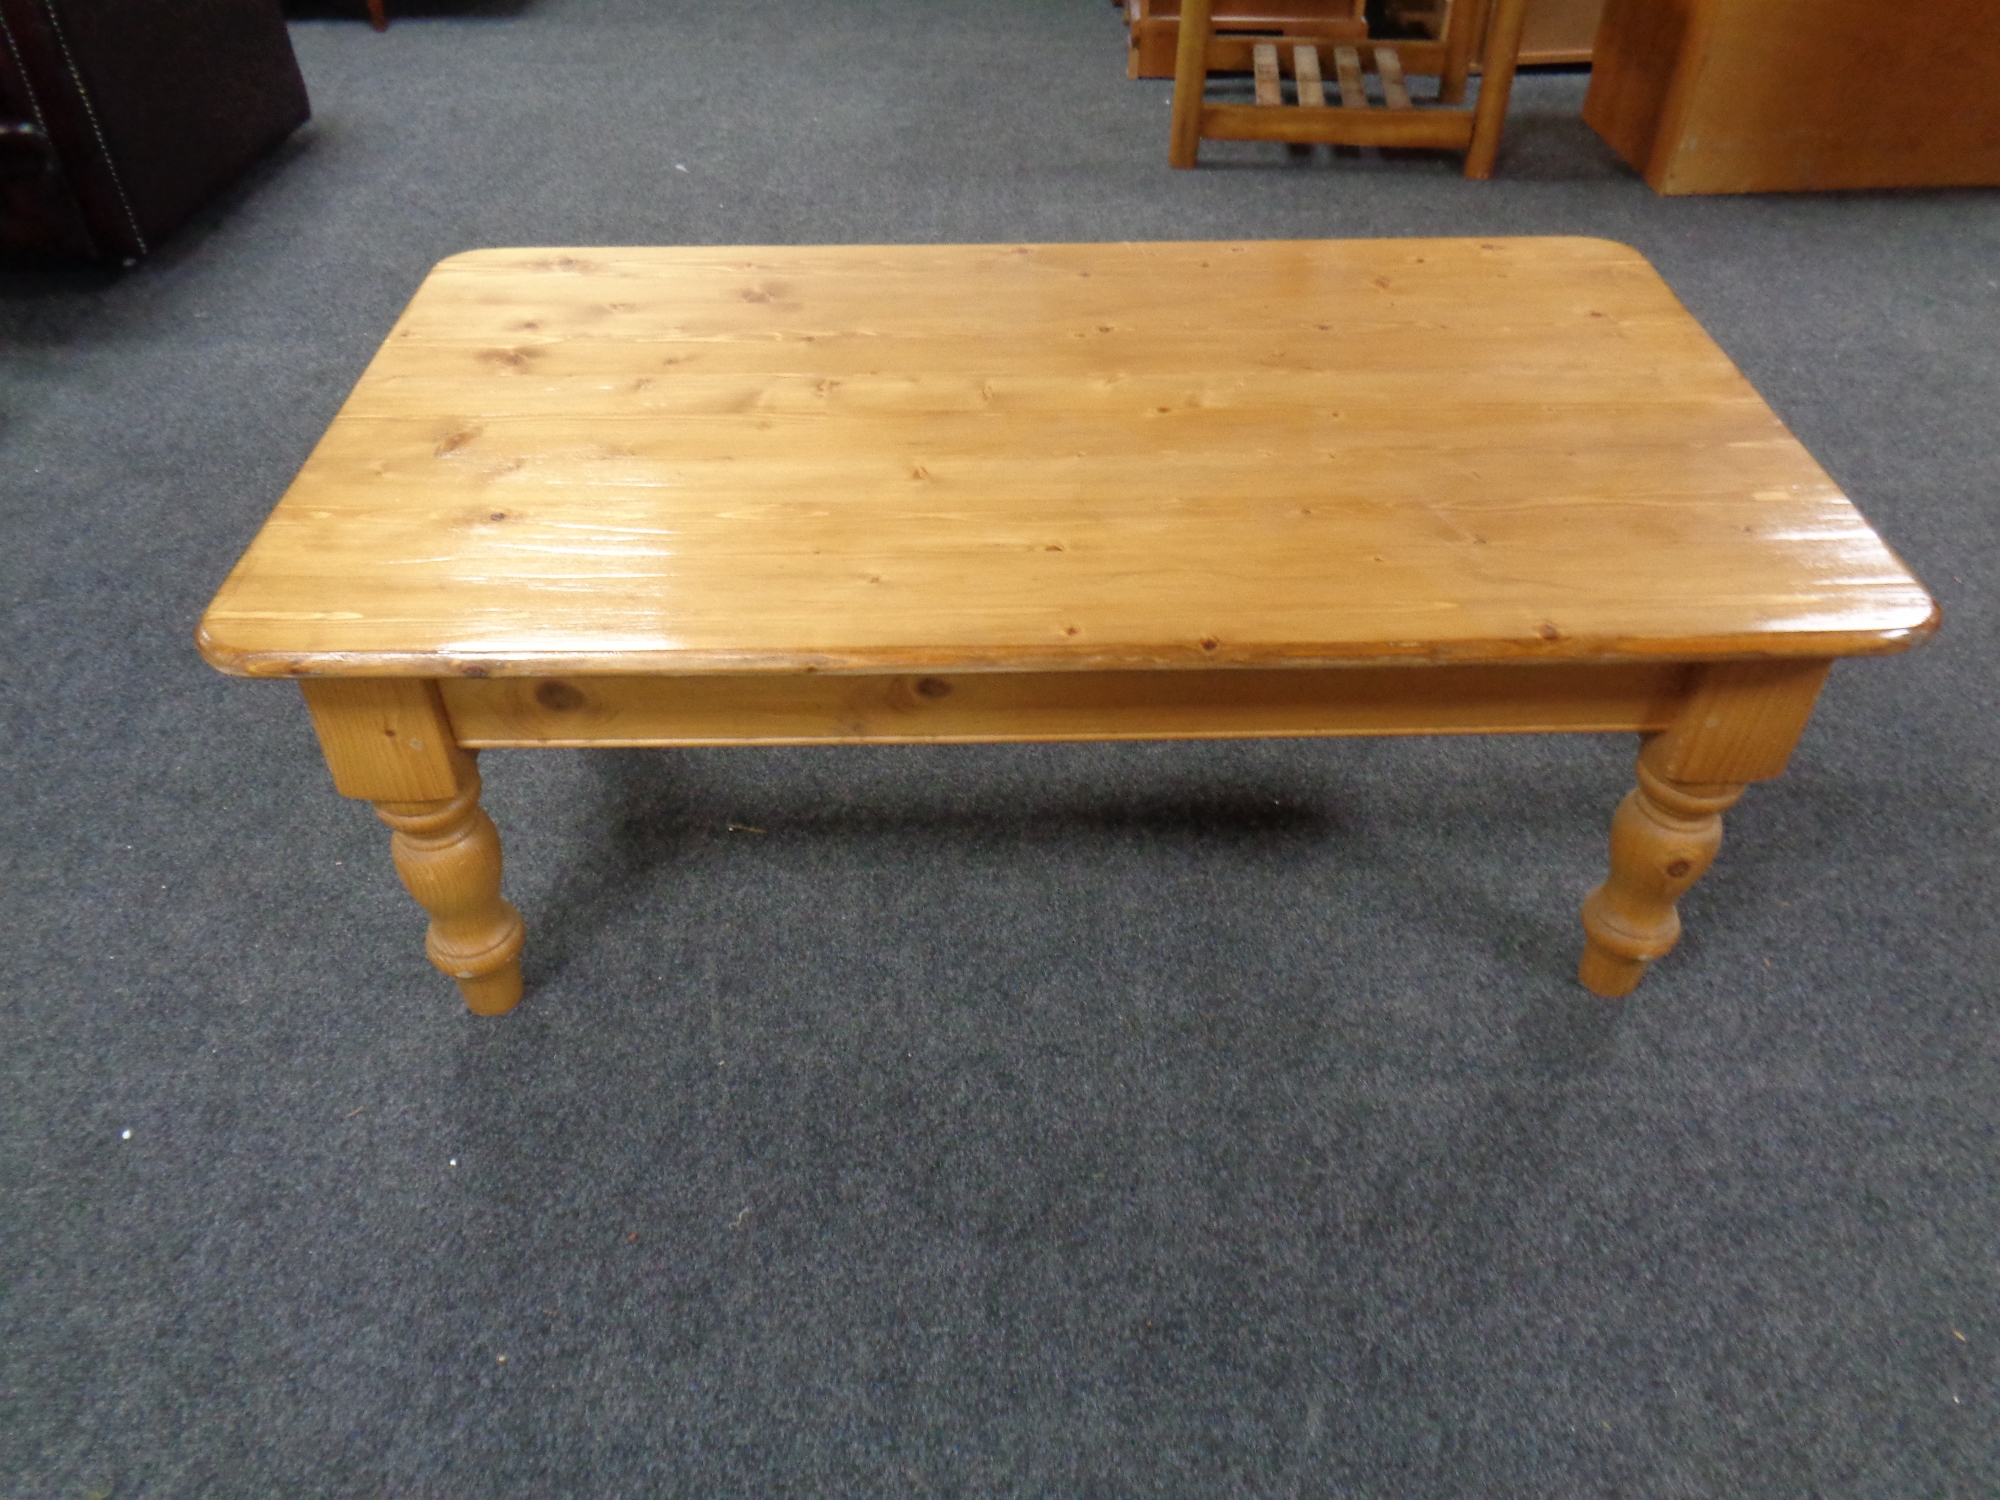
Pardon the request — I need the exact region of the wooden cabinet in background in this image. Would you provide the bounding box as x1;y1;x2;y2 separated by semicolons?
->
1517;0;1602;64
1585;0;2000;194
1383;0;1603;65
1127;1;1367;79
1126;0;1602;77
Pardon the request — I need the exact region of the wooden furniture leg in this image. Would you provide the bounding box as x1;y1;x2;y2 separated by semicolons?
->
1578;739;1744;996
1578;660;1831;997
373;768;523;1015
1462;0;1533;178
1168;0;1215;167
1439;0;1480;104
300;679;525;1014
367;0;387;30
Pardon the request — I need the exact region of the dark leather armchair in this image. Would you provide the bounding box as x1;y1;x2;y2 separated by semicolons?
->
0;0;308;260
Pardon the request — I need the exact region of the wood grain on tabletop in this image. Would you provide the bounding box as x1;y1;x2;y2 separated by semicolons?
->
197;238;1937;679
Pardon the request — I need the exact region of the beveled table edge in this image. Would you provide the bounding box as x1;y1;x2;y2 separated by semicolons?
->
195;612;1942;681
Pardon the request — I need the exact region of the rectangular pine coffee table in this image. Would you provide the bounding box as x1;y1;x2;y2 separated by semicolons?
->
198;238;1937;1014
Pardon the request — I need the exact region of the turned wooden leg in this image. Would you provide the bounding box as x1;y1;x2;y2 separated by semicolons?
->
1579;740;1742;997
300;678;526;1014
1576;659;1833;998
374;764;526;1015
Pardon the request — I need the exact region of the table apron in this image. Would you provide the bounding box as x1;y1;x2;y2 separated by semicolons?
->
438;662;1694;749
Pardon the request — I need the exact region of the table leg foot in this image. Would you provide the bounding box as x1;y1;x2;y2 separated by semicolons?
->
453;964;524;1017
1576;942;1647;999
375;763;525;1014
1578;741;1743;997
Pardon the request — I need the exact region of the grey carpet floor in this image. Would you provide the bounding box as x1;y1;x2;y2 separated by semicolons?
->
3;2;1997;1494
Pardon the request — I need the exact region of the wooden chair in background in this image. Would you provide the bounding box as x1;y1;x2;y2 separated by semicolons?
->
1168;0;1535;177
1125;0;1369;79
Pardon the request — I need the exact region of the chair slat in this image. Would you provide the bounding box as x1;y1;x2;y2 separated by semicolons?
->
1294;45;1326;108
1334;45;1369;110
1253;43;1284;106
1378;47;1413;110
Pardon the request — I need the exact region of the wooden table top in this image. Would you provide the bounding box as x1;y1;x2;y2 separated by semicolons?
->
198;238;1936;679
